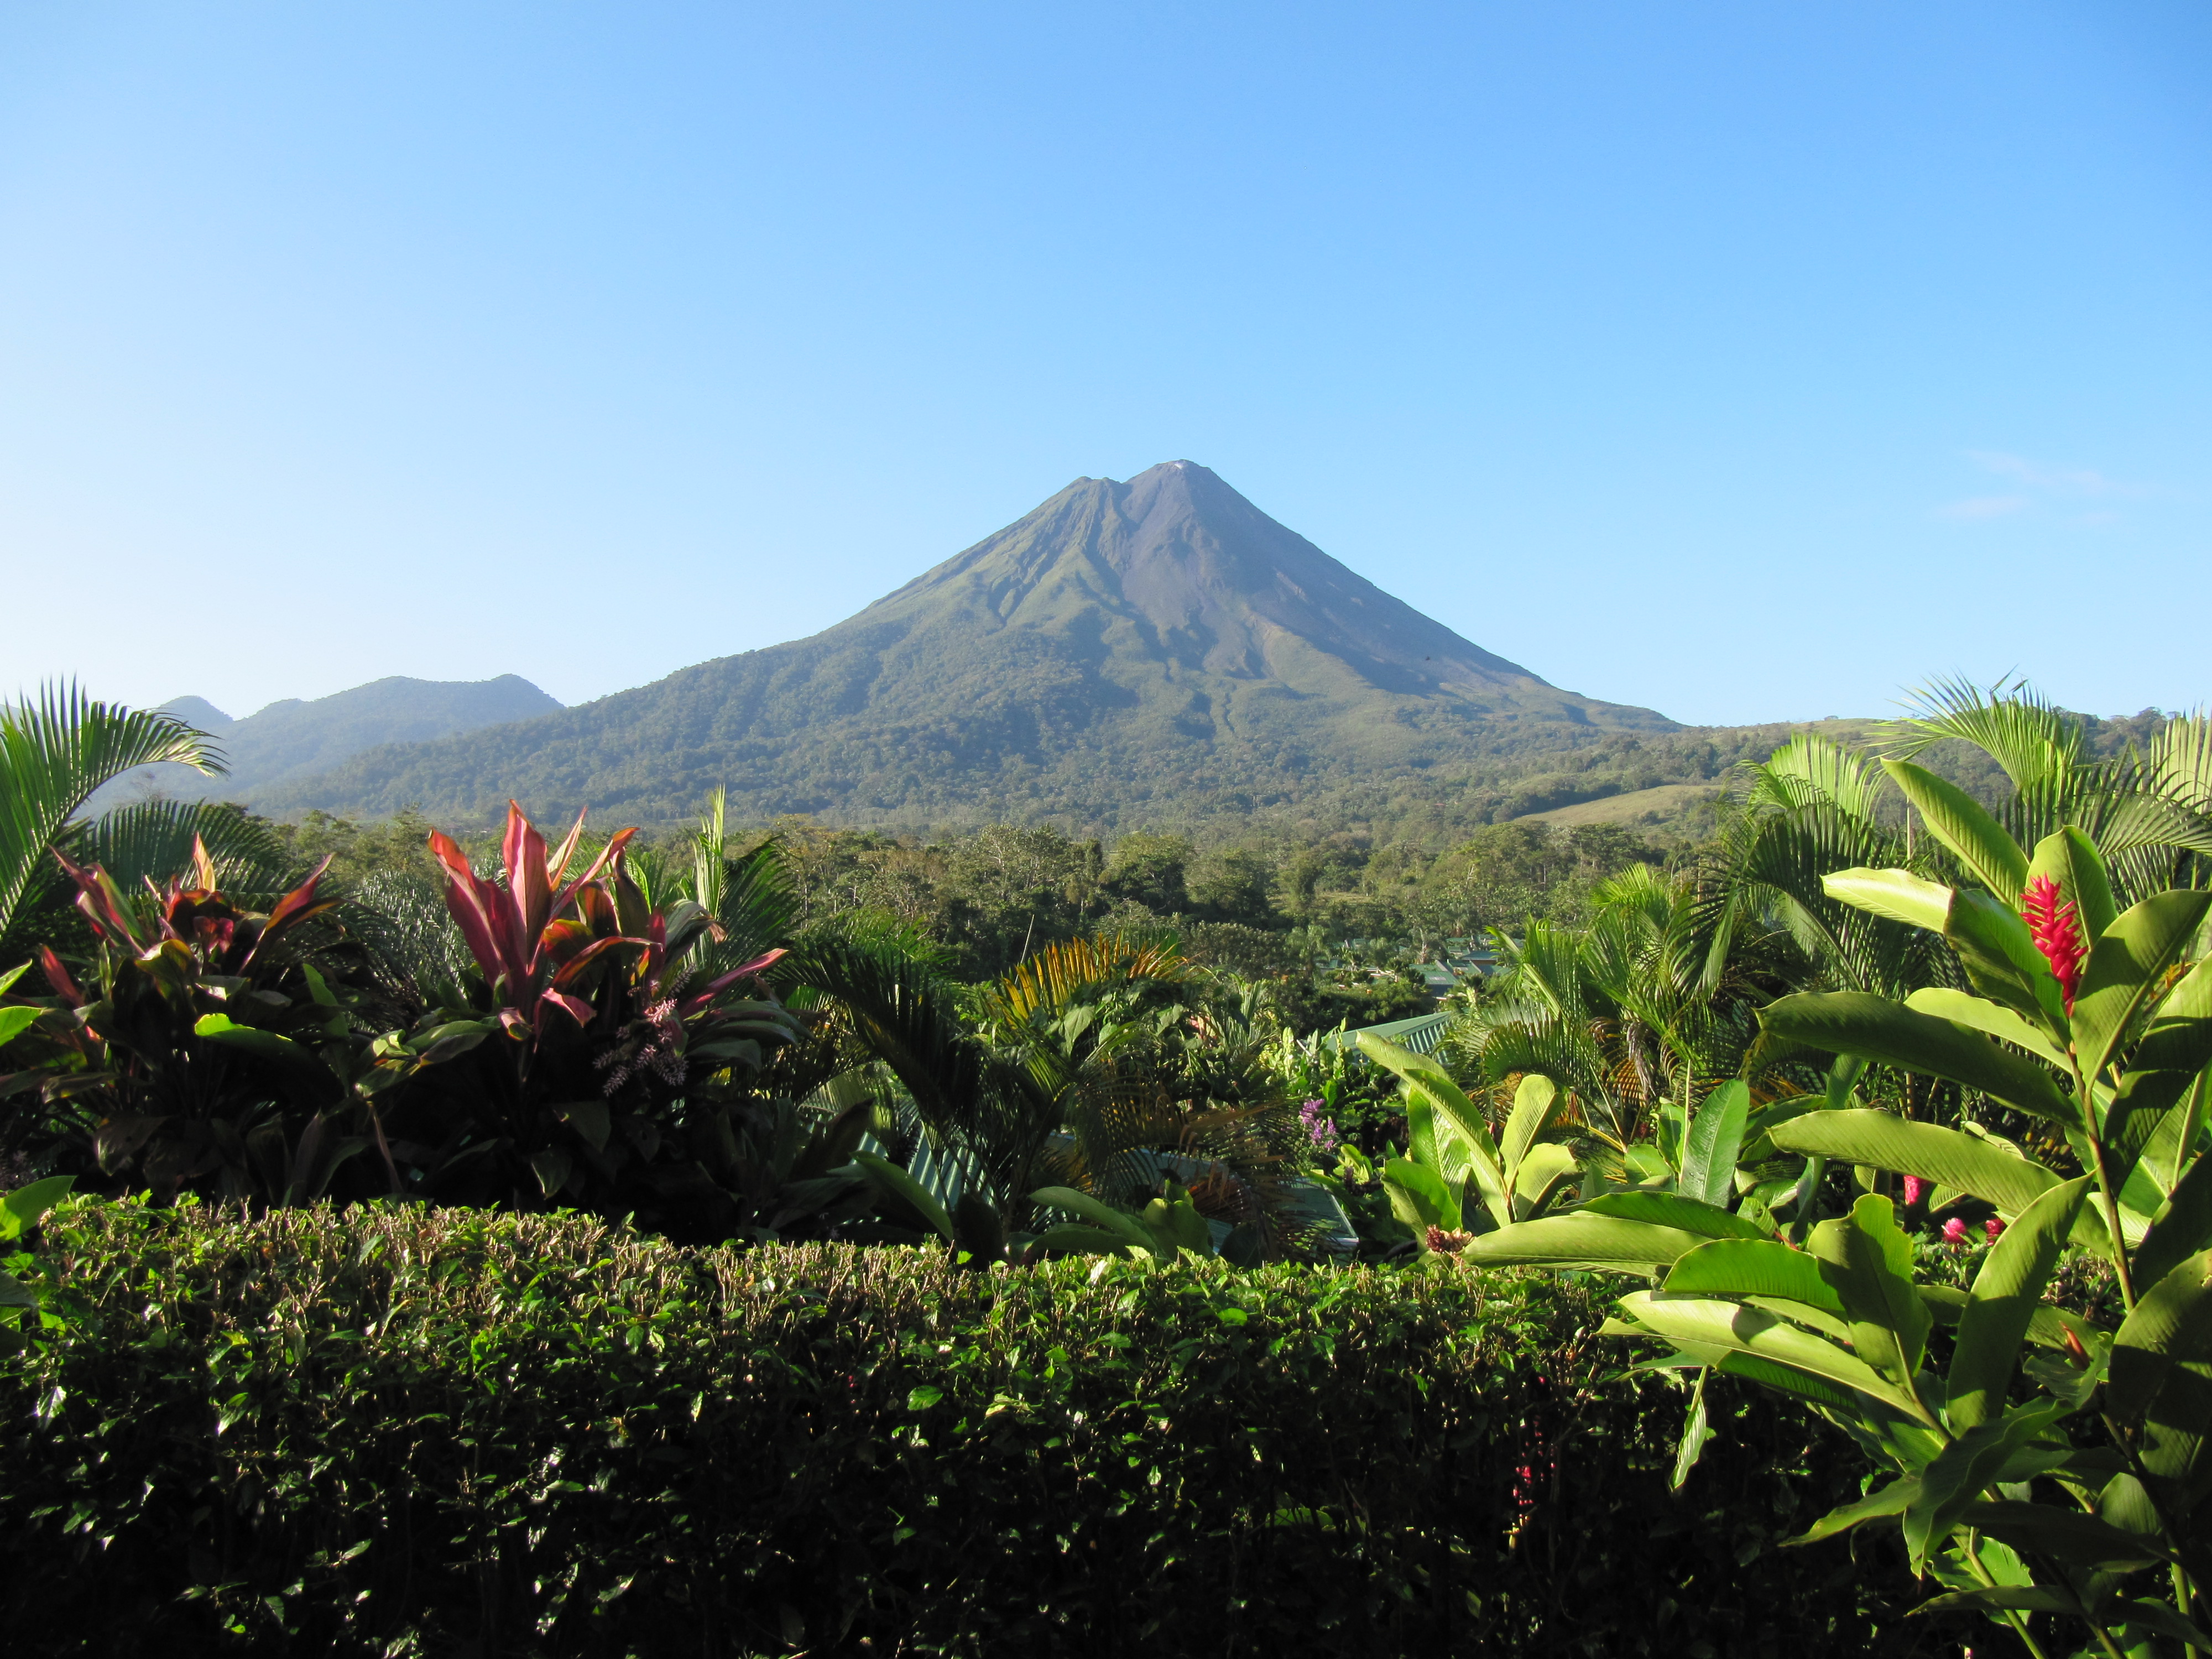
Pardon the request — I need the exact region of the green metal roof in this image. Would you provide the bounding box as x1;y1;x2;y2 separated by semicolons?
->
1321;1009;1457;1056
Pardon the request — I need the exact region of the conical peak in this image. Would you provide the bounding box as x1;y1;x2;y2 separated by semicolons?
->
857;461;1547;691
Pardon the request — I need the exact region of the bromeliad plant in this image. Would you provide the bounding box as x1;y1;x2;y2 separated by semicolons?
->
1462;797;2212;1656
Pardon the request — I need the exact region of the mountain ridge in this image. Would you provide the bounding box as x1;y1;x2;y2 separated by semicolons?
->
250;464;1678;832
90;675;562;811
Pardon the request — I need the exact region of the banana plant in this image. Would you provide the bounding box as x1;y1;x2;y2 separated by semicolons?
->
1459;811;2212;1656
1355;1034;1579;1245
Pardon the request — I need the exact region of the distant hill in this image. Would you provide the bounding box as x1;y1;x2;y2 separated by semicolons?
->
91;675;561;811
256;463;1681;834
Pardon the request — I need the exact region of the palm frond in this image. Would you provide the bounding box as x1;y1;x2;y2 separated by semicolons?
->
979;932;1187;1030
1741;732;1889;820
1882;676;2081;790
0;684;225;959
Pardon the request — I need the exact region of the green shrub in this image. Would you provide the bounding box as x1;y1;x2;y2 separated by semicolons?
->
2;1201;1952;1657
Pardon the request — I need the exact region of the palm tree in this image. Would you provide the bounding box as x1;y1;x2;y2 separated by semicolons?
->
0;684;276;965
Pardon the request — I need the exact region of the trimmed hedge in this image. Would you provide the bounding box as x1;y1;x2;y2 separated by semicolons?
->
2;1202;1951;1657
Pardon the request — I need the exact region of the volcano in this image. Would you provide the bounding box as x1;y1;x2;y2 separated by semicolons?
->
257;463;1676;830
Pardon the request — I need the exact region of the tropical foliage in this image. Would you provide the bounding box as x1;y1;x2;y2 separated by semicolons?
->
7;679;2212;1654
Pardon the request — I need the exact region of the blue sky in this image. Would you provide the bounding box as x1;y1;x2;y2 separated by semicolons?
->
3;2;2207;727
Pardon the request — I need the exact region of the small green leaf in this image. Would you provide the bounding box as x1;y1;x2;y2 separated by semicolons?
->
0;1005;38;1050
0;1175;74;1243
1785;1473;1919;1546
906;1386;943;1411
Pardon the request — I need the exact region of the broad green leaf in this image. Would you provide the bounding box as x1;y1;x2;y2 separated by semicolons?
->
1943;890;2069;1030
1357;1035;1501;1164
1677;1081;1750;1210
193;1012;344;1107
848;1150;956;1240
1880;759;2028;901
1509;1142;1578;1222
2101;1067;2205;1201
1613;1290;1932;1421
1947;1177;2093;1432
1909;1586;2084;1620
2025;826;2117;945
1903;988;2068;1070
1463;1213;1718;1271
0;1174;73;1243
1769;1111;2061;1219
2112;1600;2212;1652
1030;1223;1137;1258
2102;959;2212;1194
1024;1184;1141;1252
1140;1183;1214;1256
1758;993;2078;1130
1811;1196;1930;1384
1403;1086;1440;1173
1962;1500;2171;1569
1822;866;1952;932
1664;1238;1847;1321
1359;1034;1511;1225
1381;1157;1460;1237
1903;1400;2072;1573
1577;1190;1769;1238
1714;1350;1868;1413
2107;1246;2212;1425
2135;1155;2212;1297
2072;890;2212;1087
0;1266;35;1308
1786;1473;1920;1546
0;1005;37;1050
1499;1072;1565;1186
1739;1092;1825;1160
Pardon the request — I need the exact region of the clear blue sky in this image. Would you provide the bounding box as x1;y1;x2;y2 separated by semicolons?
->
4;2;2207;728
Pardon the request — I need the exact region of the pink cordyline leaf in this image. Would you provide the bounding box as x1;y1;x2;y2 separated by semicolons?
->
677;947;788;1018
429;830;520;990
37;945;85;1006
503;803;555;950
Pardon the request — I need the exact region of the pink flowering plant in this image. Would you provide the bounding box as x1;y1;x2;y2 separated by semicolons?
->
1455;808;2212;1657
378;802;804;1227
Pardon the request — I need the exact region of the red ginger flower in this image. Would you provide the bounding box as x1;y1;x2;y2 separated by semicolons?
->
2021;876;2086;1015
